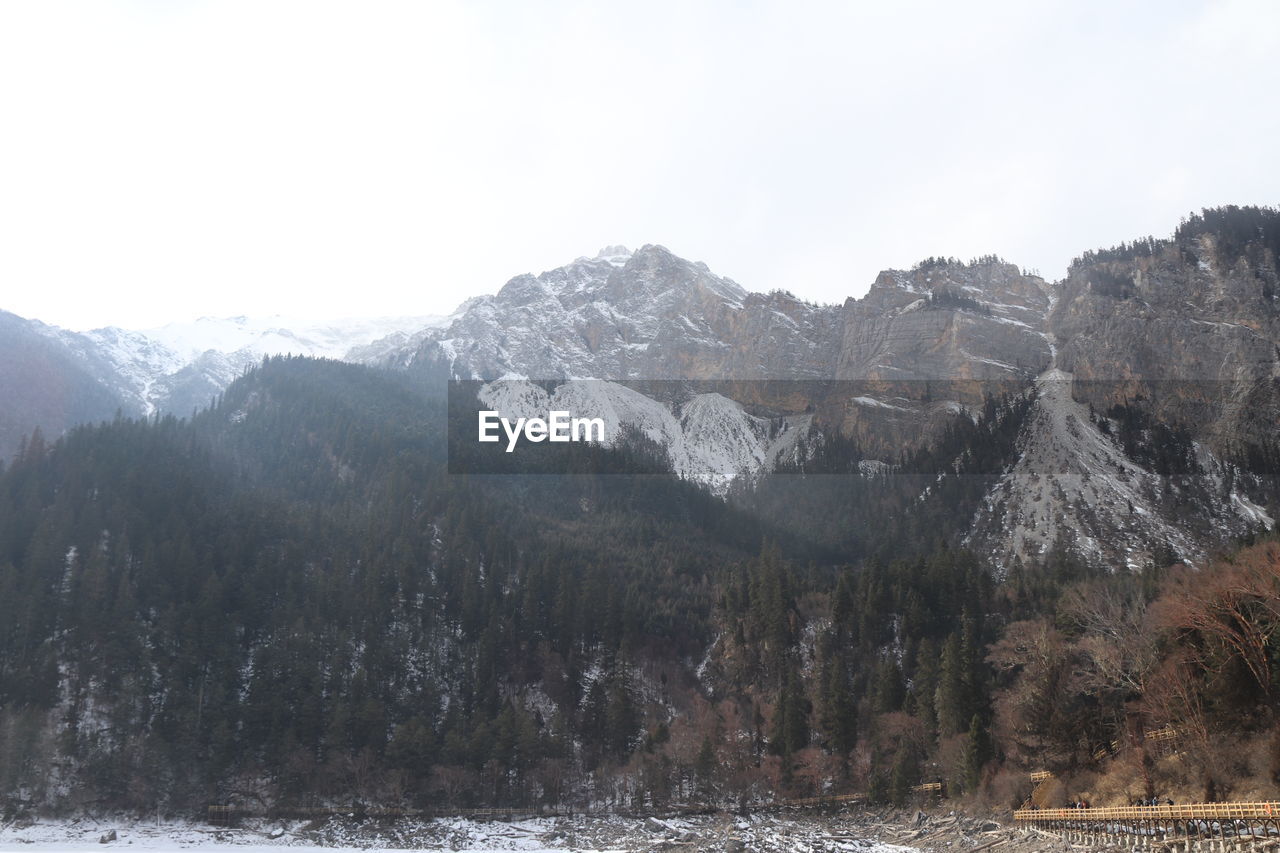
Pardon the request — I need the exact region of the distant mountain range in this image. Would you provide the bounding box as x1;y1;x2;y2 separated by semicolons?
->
1;206;1279;814
0;311;441;459
3;207;1277;569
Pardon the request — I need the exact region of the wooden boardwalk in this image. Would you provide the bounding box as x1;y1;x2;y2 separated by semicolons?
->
1017;802;1280;822
778;782;939;810
777;792;865;809
1016;802;1280;848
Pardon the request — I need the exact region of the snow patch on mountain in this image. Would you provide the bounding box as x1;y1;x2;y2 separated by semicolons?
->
136;314;443;363
388;244;825;382
70;314;444;415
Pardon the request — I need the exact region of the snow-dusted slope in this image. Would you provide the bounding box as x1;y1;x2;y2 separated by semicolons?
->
388;248;1057;467
7;227;1273;569
390;245;841;382
138;314;444;363
966;365;1273;572
403;244;1265;565
0;311;130;461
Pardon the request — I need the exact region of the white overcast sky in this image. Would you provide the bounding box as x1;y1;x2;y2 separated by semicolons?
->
1;1;1278;330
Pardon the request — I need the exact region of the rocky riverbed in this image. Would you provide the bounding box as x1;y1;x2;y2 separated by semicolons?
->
1;808;1088;852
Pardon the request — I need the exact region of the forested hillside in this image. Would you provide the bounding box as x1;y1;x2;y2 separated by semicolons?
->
0;358;782;811
0;355;1277;817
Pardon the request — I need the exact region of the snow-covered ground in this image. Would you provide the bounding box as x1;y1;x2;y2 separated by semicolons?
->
0;814;911;852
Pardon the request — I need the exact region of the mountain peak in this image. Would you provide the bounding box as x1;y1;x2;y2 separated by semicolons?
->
594;245;632;265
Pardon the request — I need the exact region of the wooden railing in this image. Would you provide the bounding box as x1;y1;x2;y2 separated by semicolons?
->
1019;770;1055;811
778;792;865;808
1016;801;1280;845
1016;802;1280;823
781;784;935;808
1145;726;1181;743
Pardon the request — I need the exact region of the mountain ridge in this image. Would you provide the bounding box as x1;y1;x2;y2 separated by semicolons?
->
3;206;1277;567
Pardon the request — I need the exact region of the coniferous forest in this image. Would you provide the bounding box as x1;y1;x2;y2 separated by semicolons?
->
1;355;1279;817
4;0;1280;830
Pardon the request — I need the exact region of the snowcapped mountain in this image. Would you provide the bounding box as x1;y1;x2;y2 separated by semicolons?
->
383;246;1054;393
377;245;1059;468
0;311;126;461
376;244;1061;486
0;311;446;460
380;231;1277;567
376;244;842;381
139;314;447;364
387;244;1059;494
4;208;1276;569
57;314;445;416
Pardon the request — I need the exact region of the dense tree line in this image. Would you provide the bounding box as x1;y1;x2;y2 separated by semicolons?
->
0;356;1276;818
0;359;763;812
1092;400;1198;476
987;538;1280;804
1069;206;1280;294
925;288;992;315
1175;205;1280;272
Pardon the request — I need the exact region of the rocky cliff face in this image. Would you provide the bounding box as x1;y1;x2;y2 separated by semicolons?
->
968;208;1280;570
391;247;1054;457
1050;223;1280;456
397;247;1052;386
826;258;1052;454
964;368;1273;572
836;259;1052;382
5;208;1276;569
383;218;1276;567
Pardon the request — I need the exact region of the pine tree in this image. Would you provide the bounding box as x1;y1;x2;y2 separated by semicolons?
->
911;638;940;741
962;714;991;793
821;656;858;757
872;657;906;714
604;667;639;758
867;750;888;804
770;669;809;755
935;633;969;738
889;744;919;806
831;572;854;635
695;736;716;797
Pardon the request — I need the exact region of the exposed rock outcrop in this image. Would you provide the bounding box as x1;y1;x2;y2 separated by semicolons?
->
6;208;1277;569
1050;226;1280;456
